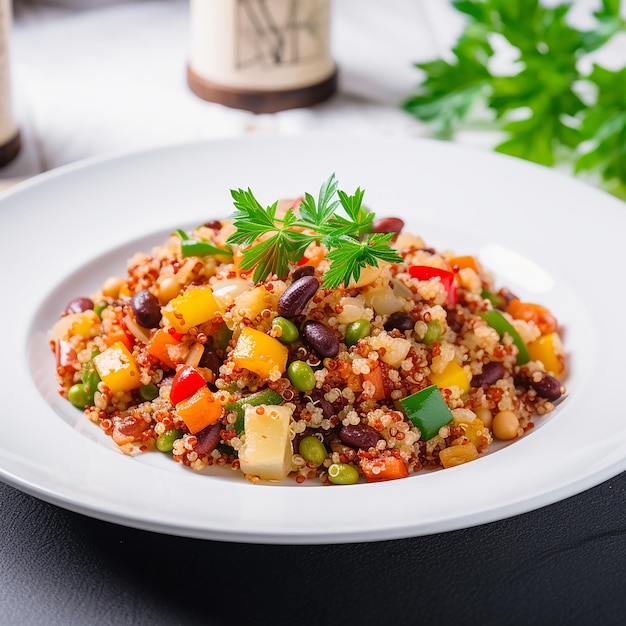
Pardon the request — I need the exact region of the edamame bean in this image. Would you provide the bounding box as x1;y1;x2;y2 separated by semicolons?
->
327;462;360;485
345;319;371;346
423;320;443;345
288;360;316;393
68;383;89;409
299;435;327;465
272;316;299;343
139;383;159;401
156;428;184;453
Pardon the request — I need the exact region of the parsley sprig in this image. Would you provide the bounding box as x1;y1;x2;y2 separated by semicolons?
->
403;0;626;198
226;174;403;288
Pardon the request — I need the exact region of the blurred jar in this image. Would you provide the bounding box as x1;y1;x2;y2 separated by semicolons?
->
0;0;20;168
187;0;337;113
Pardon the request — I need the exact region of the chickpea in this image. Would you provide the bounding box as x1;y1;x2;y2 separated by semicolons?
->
102;276;125;299
157;276;182;304
474;406;493;429
492;410;519;440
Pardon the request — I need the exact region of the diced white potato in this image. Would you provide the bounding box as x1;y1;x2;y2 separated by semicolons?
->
239;404;294;481
211;277;254;312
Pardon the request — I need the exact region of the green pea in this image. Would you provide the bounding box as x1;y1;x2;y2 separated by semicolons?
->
345;319;371;346
299;435;327;465
68;383;90;409
288;360;316;393
272;316;299;343
423;320;443;345
327;463;360;485
139;383;159;401
156;428;184;453
94;301;109;319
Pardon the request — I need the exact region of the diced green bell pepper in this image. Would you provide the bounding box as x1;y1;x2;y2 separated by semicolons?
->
223;388;284;434
176;229;233;260
480;309;530;365
399;385;453;441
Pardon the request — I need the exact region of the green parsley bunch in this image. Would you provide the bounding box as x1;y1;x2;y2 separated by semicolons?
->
403;0;626;199
226;174;403;288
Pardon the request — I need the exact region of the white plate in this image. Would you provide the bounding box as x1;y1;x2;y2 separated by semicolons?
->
1;134;624;544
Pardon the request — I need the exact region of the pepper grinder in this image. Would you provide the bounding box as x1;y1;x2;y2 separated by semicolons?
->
0;0;20;168
187;0;337;113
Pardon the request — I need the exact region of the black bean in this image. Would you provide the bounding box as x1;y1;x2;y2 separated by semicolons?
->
339;424;380;450
131;289;162;328
500;288;518;307
194;422;222;456
384;311;414;332
308;390;336;420
204;220;222;231
447;310;463;333
292;265;315;281
471;361;505;387
302;320;339;358
64;297;94;315
278;275;320;318
372;216;404;241
199;347;221;377
530;373;563;401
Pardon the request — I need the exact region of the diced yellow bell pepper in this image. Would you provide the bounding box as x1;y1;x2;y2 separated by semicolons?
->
527;331;565;377
94;341;142;394
51;310;100;340
161;285;221;333
231;327;288;379
429;359;471;394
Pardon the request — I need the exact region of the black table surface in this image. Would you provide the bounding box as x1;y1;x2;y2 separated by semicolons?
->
1;470;625;626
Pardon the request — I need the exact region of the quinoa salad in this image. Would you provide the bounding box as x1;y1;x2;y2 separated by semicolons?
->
50;175;566;485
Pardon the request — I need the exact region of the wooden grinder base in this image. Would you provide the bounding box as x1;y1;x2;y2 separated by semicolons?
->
187;65;338;114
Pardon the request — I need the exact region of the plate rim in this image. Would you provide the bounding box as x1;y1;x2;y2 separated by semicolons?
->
2;132;625;544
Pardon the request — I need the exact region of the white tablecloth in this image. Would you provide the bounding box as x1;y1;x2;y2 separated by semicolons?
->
2;0;624;180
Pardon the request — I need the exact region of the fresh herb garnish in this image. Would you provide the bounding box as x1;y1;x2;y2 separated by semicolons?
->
403;0;626;198
226;174;403;288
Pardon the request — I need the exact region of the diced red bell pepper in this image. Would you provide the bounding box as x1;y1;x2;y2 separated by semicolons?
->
409;266;458;306
170;365;206;405
55;339;76;368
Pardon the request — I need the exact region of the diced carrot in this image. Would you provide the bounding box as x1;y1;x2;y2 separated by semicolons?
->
360;455;409;482
104;323;133;351
507;298;557;335
176;385;222;434
146;328;180;370
449;255;480;273
362;366;387;401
